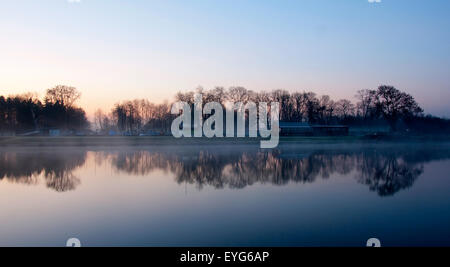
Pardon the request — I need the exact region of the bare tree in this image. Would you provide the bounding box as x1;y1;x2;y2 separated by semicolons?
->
94;109;104;131
375;85;423;131
335;99;355;119
227;87;249;103
355;89;377;119
319;95;335;123
45;85;81;107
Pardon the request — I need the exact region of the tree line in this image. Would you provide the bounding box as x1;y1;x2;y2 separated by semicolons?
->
95;85;440;134
0;85;88;134
1;84;449;135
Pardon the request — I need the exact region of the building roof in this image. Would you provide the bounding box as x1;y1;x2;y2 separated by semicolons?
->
279;122;348;128
279;122;311;128
311;125;348;128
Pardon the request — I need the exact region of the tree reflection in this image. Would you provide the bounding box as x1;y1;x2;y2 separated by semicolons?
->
356;152;423;196
0;150;86;192
1;145;449;196
102;146;449;196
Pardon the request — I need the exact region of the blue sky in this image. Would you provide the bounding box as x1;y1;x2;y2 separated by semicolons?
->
0;0;449;117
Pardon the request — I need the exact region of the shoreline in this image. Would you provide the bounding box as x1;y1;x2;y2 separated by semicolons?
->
1;135;450;147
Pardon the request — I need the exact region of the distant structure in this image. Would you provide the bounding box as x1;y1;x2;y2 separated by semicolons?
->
15;128;94;137
49;129;61;137
279;122;349;136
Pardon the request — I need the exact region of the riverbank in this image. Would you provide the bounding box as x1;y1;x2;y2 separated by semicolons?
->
1;135;449;147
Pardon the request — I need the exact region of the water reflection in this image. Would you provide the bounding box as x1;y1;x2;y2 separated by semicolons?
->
1;145;449;196
0;150;86;192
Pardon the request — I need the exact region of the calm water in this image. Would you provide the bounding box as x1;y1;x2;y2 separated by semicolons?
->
1;142;450;247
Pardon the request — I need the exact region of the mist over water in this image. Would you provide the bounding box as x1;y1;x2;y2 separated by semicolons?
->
1;143;450;246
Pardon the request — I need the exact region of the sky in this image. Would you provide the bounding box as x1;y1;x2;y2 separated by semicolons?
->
0;0;449;117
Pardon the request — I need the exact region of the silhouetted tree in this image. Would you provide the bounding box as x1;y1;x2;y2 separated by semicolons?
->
355;89;377;119
2;84;445;135
45;85;81;107
374;85;423;131
0;86;88;134
335;99;355;119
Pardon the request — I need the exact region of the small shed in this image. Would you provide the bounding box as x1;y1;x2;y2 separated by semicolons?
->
49;129;61;137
